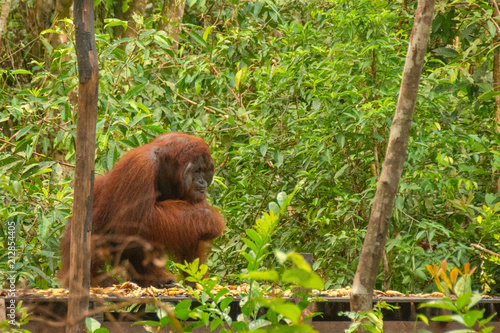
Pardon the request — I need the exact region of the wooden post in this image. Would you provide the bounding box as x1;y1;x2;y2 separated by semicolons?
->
66;0;98;331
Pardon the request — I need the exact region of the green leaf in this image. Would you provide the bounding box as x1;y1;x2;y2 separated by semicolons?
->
248;270;279;281
246;229;262;244
235;67;248;91
336;133;345;148
455;292;471;310
479;313;496;327
85;317;101;331
334;164;349;179
188;30;207;48
416;314;429;325
468;291;482;309
215;288;229;302
104;18;128;29
10;69;33;75
288;252;312;272
38;216;50;240
430;315;453;322
242;238;259;254
434;47;459;58
159;315;170;327
248;318;271;330
0;156;22;168
419;300;458;312
276;192;287;207
269;300;301;324
202;26;214;41
274;151;284;168
124;82;147;101
268;201;280;215
481;327;496;333
455;276;472;296
16;125;34;139
241;251;255;265
282;267;324;289
219;296;233;310
175;299;192;320
94;328;109;333
22;163;53;180
463;310;485;328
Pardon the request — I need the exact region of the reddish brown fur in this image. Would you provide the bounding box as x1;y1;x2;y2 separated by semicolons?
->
59;133;225;287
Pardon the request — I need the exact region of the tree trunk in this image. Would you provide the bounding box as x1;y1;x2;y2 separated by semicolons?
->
114;0;147;38
159;0;186;50
492;0;500;192
350;0;435;317
0;0;11;47
66;0;98;331
494;36;500;193
49;0;73;48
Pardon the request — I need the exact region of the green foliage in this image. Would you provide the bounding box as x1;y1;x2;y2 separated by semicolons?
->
418;261;497;333
0;301;31;333
340;301;399;333
131;189;321;332
85;317;109;333
1;0;499;293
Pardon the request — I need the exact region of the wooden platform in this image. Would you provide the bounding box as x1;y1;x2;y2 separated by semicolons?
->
2;294;499;332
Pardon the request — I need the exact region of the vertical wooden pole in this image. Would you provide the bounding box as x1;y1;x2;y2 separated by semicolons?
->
66;0;98;331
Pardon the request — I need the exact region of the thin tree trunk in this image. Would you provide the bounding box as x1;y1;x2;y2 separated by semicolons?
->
66;0;98;331
115;0;147;38
49;0;72;48
159;0;186;50
0;0;11;46
350;0;435;317
492;0;500;192
494;36;500;193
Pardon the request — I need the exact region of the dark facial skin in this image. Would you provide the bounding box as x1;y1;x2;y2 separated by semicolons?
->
182;155;214;203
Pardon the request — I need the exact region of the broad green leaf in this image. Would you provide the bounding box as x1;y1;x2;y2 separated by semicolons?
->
479;313;497;327
188;30;207;47
124;83;147;101
219;296;233;310
288;252;312;272
11;69;33;75
268;201;279;215
246;229;262;244
242;238;259;254
260;144;268;156
282;268;324;289
94;328;109;333
455;292;471;310
334;164;349;179
248;270;279;281
175;299;192;320
202;26;214;41
463;310;485;328
269;300;301;324
276;192;287;207
85;317;101;331
419;300;458;312
16;125;34;139
248;319;271;330
104;18;128;29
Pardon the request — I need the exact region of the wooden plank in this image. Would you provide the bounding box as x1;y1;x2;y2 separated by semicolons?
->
19;320;500;333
